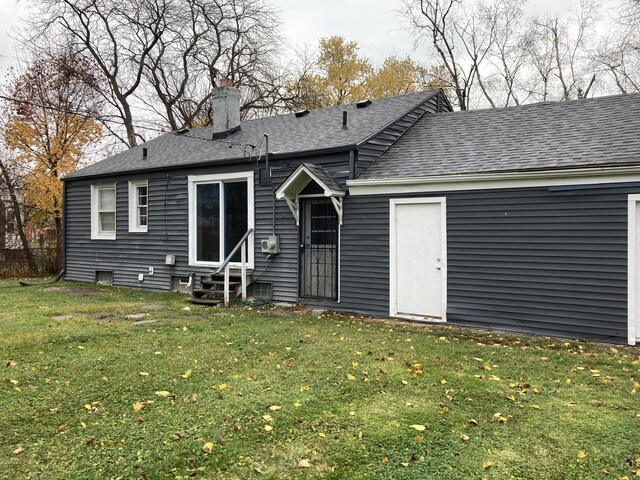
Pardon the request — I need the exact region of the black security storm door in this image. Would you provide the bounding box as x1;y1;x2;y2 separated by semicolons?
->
300;198;338;300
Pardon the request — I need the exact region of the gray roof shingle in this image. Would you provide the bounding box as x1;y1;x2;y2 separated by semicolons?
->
66;90;438;179
359;93;640;180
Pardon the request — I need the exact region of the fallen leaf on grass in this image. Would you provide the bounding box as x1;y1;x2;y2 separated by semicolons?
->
381;457;389;464
468;419;479;426
461;434;470;441
6;360;17;368
410;424;426;432
297;459;311;468
171;432;185;441
577;450;586;459
138;372;149;377
12;447;24;455
181;369;192;379
9;379;18;385
264;425;273;432
202;442;214;453
482;460;493;469
414;435;424;442
347;374;356;381
300;385;311;392
155;391;171;397
269;405;281;411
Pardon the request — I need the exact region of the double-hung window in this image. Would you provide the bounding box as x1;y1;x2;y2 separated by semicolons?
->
91;183;117;240
128;180;148;232
188;172;254;267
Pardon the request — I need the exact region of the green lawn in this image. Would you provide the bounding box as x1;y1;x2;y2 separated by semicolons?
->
0;280;638;479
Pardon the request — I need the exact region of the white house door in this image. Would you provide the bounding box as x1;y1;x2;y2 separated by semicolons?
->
629;196;640;344
391;198;446;321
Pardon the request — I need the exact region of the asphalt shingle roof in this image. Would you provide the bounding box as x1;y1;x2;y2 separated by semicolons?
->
66;90;437;179
360;93;640;180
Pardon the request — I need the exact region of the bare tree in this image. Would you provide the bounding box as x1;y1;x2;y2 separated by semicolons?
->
23;0;284;145
403;0;476;110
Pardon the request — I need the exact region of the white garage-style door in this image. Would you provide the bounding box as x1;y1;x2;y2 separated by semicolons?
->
627;194;640;345
390;197;447;321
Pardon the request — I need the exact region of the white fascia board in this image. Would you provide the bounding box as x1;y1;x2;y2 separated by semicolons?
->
347;165;640;196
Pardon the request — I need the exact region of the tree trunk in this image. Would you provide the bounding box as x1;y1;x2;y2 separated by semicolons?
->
0;159;38;273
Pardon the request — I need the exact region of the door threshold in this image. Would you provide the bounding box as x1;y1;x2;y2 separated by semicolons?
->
393;313;446;323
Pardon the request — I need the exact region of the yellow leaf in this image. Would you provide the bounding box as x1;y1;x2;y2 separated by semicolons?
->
531;404;541;409
483;365;492;371
319;432;326;438
218;383;228;390
203;442;214;453
349;410;355;416
577;450;586;459
155;391;171;397
506;395;516;401
10;379;18;385
347;374;356;381
138;372;149;377
300;385;311;392
401;462;409;467
440;379;447;384
461;434;470;441
483;460;493;469
181;369;192;379
262;414;273;421
358;431;363;440
264;425;273;432
352;361;359;367
294;402;302;407
297;459;311;468
269;405;281;411
132;402;145;411
401;379;408;385
410;424;426;432
84;404;92;410
468;419;479;426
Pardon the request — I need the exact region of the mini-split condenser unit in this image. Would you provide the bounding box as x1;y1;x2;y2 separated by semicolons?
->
261;235;280;255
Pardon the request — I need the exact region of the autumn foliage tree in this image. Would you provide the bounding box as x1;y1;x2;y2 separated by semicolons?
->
288;36;447;110
2;52;103;271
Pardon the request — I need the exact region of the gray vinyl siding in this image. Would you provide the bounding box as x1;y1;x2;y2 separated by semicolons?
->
336;185;635;343
64;153;351;302
356;92;448;177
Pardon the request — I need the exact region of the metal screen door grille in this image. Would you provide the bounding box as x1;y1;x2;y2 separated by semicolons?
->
301;198;338;300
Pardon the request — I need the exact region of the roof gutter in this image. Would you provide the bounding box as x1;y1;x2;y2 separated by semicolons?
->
347;164;640;196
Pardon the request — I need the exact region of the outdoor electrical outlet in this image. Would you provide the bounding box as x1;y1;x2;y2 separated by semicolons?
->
149;267;154;275
138;274;144;282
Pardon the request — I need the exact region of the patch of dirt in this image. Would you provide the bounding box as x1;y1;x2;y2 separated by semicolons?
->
43;286;99;295
51;315;74;321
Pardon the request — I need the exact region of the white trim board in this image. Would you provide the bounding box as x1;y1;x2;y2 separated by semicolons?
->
348;165;640;196
627;194;640;345
389;197;447;322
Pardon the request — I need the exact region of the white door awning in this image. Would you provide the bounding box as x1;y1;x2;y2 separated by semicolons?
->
275;163;346;225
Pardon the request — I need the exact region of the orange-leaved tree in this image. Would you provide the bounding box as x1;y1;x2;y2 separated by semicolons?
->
3;51;103;271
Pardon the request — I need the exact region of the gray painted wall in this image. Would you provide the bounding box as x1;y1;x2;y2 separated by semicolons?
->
64;153;351;303
336;186;635;343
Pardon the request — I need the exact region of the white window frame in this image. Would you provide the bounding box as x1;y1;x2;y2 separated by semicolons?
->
128;180;149;233
188;172;254;268
91;183;117;240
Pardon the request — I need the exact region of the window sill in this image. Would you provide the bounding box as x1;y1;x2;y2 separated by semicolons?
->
91;233;116;240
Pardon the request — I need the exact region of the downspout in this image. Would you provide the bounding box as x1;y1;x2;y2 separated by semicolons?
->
62;180;67;275
348;150;356;180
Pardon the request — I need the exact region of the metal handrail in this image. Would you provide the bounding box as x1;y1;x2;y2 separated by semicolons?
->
214;228;253;306
214;228;253;274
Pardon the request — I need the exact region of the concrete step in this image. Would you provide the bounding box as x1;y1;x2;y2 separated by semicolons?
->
187;297;223;306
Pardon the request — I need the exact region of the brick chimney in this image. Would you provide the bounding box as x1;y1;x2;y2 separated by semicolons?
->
211;79;241;139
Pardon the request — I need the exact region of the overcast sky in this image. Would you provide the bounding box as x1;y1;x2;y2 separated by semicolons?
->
0;0;616;76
